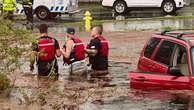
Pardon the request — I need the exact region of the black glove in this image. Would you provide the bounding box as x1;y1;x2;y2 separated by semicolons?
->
30;64;34;72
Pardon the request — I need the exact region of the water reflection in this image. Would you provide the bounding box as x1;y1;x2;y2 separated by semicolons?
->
8;58;194;110
18;17;194;32
90;90;194;110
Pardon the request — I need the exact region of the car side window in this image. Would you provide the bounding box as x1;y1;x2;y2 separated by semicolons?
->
173;45;189;76
154;40;176;66
144;38;161;58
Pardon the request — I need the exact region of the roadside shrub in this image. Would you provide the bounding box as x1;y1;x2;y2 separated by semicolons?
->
0;16;33;71
0;74;10;91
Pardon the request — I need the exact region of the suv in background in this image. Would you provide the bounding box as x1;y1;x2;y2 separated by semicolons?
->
102;0;186;14
129;31;194;90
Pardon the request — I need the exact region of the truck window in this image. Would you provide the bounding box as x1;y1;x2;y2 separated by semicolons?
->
144;38;161;58
154;40;176;65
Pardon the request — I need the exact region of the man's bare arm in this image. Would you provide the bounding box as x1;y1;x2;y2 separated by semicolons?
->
86;49;98;56
61;40;74;58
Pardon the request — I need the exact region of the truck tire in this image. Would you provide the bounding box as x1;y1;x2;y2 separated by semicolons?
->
113;0;127;14
36;7;50;20
161;0;176;14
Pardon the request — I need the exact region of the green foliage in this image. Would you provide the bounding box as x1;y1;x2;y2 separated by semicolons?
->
51;103;61;110
0;16;33;72
37;90;47;106
162;26;173;31
0;74;10;91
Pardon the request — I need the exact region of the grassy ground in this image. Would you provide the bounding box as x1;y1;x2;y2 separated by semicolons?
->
79;2;103;9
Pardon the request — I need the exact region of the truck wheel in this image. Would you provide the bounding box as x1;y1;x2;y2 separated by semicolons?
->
162;0;176;14
36;7;50;20
113;0;127;14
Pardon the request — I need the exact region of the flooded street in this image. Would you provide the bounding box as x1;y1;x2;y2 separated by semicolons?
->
2;29;194;109
2;3;194;110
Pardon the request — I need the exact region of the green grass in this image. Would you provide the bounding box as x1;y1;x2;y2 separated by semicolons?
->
79;2;103;9
162;26;173;31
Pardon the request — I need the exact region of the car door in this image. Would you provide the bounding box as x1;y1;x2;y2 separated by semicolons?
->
138;37;169;73
152;0;164;7
151;40;177;73
189;47;194;90
126;0;157;7
132;40;192;90
129;72;190;90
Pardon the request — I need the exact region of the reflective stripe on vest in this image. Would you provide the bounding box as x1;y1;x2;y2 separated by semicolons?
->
39;43;54;47
75;42;84;46
3;0;15;10
101;41;108;43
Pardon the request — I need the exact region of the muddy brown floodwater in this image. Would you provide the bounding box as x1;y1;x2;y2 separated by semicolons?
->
1;30;194;110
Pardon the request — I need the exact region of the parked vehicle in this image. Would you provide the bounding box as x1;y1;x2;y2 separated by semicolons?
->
129;31;194;90
0;0;79;20
102;0;186;14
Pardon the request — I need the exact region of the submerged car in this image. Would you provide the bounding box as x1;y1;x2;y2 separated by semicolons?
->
129;31;194;90
102;0;186;14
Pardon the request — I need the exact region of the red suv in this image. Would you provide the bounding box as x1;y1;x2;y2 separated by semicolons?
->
129;31;194;90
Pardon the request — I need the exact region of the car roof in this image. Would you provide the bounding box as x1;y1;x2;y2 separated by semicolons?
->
153;31;194;46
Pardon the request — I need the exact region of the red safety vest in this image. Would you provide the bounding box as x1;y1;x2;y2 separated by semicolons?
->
38;37;55;61
97;36;109;57
63;38;85;64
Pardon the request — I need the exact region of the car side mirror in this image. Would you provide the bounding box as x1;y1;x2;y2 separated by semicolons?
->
168;67;183;76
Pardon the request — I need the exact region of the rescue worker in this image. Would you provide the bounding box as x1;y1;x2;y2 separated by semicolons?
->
2;0;16;19
60;28;87;75
86;26;109;78
30;24;61;79
0;0;3;12
22;0;33;23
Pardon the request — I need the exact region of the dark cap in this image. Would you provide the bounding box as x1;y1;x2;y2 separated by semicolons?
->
66;28;75;34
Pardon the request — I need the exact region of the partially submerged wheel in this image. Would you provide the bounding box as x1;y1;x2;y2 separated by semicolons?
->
113;0;127;14
162;0;176;14
36;7;50;20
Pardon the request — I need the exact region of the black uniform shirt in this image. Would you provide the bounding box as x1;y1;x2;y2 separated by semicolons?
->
89;37;108;70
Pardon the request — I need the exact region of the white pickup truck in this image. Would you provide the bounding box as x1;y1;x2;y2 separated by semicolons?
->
102;0;186;14
1;0;80;20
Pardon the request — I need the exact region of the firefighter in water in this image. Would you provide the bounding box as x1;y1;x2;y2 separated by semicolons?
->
60;28;87;75
22;0;33;23
86;26;109;78
30;24;61;79
2;0;16;19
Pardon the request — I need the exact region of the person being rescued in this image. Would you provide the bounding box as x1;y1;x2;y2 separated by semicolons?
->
60;28;87;75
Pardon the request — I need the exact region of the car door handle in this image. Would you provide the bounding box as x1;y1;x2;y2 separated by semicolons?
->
136;77;147;82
